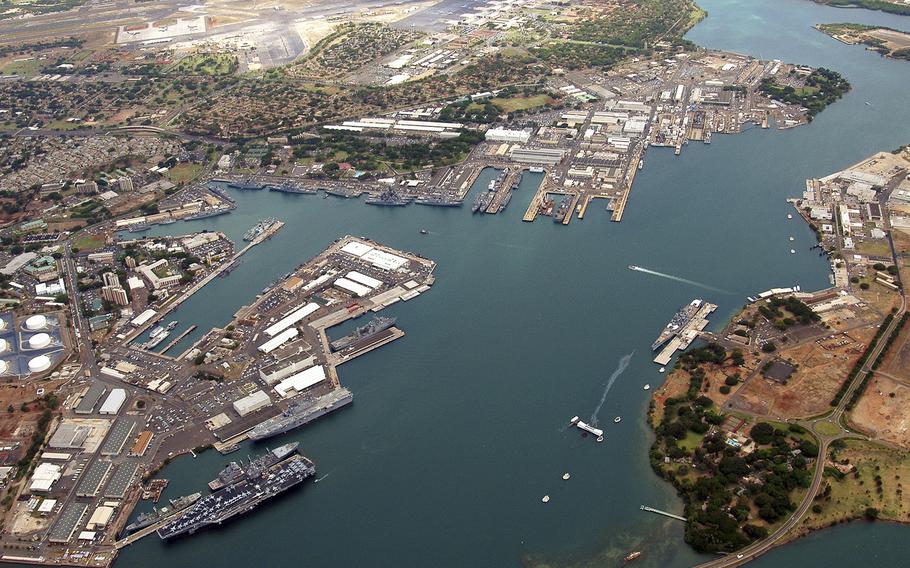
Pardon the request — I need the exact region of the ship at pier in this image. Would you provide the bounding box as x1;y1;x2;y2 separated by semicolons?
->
651;299;704;351
208;442;299;491
157;454;315;540
330;316;396;351
247;388;354;441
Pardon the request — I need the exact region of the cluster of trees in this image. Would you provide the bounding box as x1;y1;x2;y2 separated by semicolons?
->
758;296;820;329
294;131;484;174
759;68;851;118
530;42;626;71
651;348;817;553
571;0;699;48
818;0;910;16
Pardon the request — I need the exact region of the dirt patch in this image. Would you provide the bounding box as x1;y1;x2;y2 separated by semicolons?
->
850;374;910;447
732;330;873;419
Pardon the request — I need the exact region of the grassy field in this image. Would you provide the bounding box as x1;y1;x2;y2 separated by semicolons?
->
168;54;238;76
165;163;203;184
491;94;556;113
73;235;105;251
0;58;42;77
803;439;910;530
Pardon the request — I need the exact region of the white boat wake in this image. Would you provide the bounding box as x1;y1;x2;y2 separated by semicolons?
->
591;352;634;426
629;265;732;294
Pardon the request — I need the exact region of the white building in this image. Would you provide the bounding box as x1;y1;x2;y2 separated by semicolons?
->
485;128;532;144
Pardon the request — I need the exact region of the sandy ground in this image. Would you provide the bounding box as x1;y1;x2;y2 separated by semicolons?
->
733;329;873;418
851;374;910;448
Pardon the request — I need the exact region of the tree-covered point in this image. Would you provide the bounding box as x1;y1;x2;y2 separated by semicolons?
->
759;68;851;119
758;296;821;328
571;0;702;48
651;362;815;554
292;131;484;174
529;41;626;71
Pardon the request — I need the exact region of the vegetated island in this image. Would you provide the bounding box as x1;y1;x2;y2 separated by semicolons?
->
758;68;851;120
816;23;910;60
811;0;910;16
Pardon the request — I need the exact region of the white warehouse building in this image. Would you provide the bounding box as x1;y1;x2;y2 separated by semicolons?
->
485;127;532;144
232;390;271;417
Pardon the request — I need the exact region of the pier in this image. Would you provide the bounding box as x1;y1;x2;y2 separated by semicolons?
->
640;505;687;522
160;325;197;354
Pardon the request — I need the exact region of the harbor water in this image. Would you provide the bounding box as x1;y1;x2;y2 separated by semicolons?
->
116;1;910;566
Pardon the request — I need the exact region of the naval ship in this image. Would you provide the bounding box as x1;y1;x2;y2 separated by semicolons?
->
366;188;411;206
415;195;462;207
157;455;315;540
552;196;572;223
651;299;704;351
208;442;299;491
119;492;202;537
330;316;396;351
247;388;353;442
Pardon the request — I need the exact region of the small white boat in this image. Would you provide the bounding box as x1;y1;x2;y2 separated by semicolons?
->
790;249;796;254
542;495;550;503
787;214;793;219
596;435;604;442
643;384;651;390
614;416;621;423
789;236;795;241
562;473;571;480
659;367;665;373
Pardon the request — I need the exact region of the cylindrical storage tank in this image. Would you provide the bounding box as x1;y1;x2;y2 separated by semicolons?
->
25;315;47;331
0;360;7;374
0;338;7;353
0;318;6;331
28;333;52;349
28;355;51;373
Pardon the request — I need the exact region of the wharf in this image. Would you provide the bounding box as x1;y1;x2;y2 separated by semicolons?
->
454;166;484;200
653;301;718;365
486;170;520;214
330;327;405;365
562;193;580;225
611;144;644;222
523;181;548;222
640;505;687;522
160;325;197;354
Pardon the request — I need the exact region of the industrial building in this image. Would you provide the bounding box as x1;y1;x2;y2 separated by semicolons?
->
274;365;326;398
509;147;566;165
263;303;320;337
29;463;62;492
232;390;271;416
485;127;532;144
258;327;299;354
99;389;126;415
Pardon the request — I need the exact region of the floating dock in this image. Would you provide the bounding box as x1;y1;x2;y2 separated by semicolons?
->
640;505;687;522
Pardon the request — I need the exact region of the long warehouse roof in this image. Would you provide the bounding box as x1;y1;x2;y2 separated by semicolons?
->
258;328;299;353
263;302;320;337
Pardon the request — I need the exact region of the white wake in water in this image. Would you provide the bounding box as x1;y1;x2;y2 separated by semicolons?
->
591;352;634;426
629;265;732;294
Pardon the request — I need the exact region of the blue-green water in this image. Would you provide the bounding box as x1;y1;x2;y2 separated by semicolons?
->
115;1;910;566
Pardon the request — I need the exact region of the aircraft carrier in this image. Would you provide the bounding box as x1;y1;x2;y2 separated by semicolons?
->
330;316;397;351
247;388;353;442
157;455;315;540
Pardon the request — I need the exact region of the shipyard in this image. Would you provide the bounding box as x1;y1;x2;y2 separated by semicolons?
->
0;220;436;565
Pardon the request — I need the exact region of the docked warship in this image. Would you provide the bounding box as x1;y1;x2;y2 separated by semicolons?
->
208;442;299;491
651;299;705;350
365;188;411;206
247;388;353;442
157;454;315;540
119;492;202;537
330;316;396;351
415;195;462;207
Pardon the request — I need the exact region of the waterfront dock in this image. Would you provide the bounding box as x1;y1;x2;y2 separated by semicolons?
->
653;301;718;365
640;505;687;522
160;325;197;354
